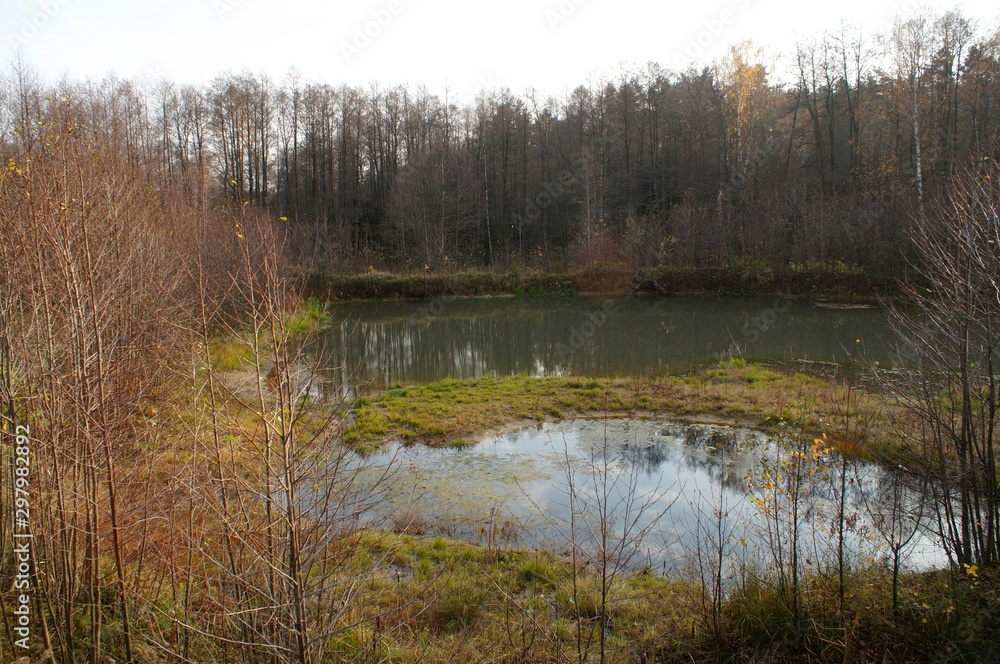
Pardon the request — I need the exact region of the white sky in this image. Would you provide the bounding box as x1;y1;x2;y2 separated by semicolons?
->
3;0;999;104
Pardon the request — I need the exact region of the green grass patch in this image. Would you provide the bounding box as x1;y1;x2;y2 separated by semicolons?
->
284;297;330;341
209;338;254;370
343;363;897;452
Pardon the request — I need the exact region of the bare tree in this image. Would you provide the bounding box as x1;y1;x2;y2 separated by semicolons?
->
385;145;482;267
882;159;1000;568
170;210;397;663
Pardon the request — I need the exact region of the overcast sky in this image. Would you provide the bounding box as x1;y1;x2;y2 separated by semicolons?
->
3;0;999;103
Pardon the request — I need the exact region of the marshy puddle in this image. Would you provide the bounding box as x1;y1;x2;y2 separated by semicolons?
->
356;419;946;577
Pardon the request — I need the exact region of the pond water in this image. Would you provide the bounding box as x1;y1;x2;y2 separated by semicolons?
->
357;419;944;578
316;295;894;393
314;295;936;577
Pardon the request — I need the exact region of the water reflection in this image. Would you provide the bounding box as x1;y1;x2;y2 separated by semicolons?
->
354;419;944;580
315;296;895;394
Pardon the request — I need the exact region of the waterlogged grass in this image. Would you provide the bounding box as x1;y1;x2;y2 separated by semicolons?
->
315;530;999;663
208;297;329;371
209;337;254;370
283;296;330;341
171;342;992;663
343;362;899;455
348;530;698;661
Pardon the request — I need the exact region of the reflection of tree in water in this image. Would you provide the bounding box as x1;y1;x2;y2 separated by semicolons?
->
715;463;750;492
616;440;672;476
317;298;898;391
663;425;760;491
655;423;746;451
687;426;743;453
610;424;760;492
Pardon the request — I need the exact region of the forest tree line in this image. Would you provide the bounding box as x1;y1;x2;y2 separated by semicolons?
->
2;10;999;274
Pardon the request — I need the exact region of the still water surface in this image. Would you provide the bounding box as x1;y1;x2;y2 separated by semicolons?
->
319;296;935;574
317;295;894;391
358;419;943;576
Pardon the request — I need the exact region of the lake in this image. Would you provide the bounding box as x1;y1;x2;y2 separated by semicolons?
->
316;295;894;393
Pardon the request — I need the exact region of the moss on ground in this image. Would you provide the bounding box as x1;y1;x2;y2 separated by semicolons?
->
343;362;902;459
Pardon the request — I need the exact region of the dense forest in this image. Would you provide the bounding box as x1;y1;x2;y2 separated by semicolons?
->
3;10;999;273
